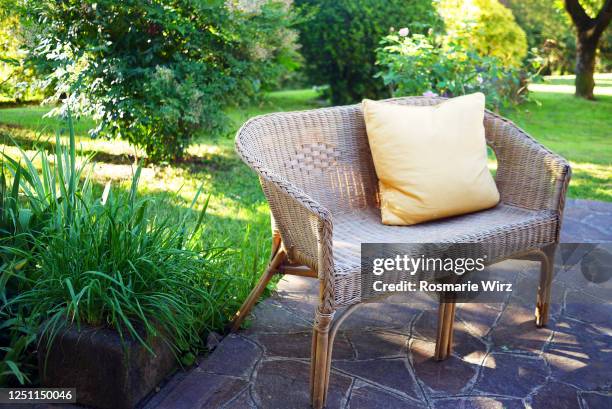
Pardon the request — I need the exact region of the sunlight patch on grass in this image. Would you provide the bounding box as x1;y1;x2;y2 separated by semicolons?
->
529;83;612;96
529;73;612;97
568;162;612;202
0;124;139;160
187;142;226;158
530;73;612;95
542;73;612;85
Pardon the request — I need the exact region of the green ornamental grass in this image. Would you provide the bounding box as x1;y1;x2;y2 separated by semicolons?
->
1;115;232;385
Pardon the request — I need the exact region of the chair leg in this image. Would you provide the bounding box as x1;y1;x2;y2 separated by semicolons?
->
270;230;281;261
310;308;334;409
434;300;456;361
535;246;555;327
228;248;286;332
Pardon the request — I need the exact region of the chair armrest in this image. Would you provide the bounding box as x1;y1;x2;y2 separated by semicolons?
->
259;176;333;276
235;126;333;277
485;113;572;214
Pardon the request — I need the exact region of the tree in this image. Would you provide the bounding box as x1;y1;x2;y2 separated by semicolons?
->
564;0;612;99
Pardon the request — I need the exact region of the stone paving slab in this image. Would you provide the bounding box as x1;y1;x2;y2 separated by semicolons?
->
14;200;609;409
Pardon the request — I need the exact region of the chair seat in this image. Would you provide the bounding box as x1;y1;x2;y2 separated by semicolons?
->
331;204;558;306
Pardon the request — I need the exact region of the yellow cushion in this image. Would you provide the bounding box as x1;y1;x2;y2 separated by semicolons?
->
362;93;500;225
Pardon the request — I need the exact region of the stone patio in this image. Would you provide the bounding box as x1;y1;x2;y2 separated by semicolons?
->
137;199;611;409
22;199;612;409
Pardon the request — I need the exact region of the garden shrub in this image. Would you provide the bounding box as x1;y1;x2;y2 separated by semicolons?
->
375;30;542;110
436;0;528;68
18;0;299;162
295;0;442;104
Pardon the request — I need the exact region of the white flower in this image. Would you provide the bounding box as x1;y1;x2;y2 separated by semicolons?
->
398;27;409;37
422;90;438;97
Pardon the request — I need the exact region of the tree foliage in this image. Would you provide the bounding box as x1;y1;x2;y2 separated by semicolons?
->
504;0;611;74
0;12;37;101
504;0;575;73
437;0;528;67
562;0;612;72
17;0;299;162
295;0;442;104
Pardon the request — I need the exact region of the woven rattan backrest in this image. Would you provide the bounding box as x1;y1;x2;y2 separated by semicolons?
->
236;104;379;213
237;96;566;214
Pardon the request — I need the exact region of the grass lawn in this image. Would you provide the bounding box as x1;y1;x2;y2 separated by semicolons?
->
508;73;611;201
0;78;610;317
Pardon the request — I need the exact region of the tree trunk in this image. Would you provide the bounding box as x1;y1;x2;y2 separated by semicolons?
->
564;0;612;100
574;34;597;100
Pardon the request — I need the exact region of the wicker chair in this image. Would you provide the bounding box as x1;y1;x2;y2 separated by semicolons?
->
231;96;571;409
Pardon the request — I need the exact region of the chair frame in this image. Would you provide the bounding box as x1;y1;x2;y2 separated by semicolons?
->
230;96;571;409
